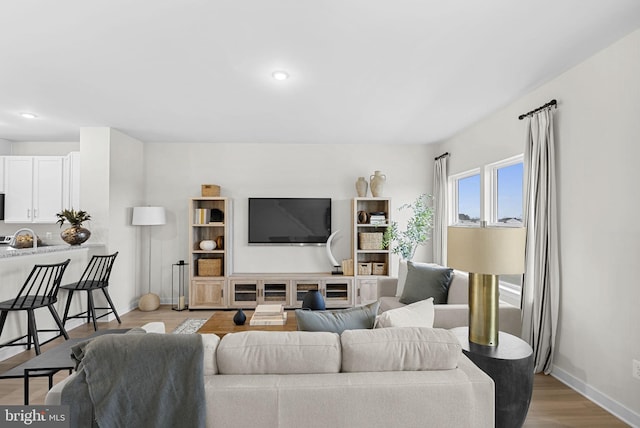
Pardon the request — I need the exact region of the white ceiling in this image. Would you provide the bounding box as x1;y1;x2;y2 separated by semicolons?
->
1;1;640;145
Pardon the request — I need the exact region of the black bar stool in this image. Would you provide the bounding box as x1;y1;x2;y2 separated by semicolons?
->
61;252;121;331
0;259;71;355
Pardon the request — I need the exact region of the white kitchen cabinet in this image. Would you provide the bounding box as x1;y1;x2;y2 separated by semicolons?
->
4;156;65;223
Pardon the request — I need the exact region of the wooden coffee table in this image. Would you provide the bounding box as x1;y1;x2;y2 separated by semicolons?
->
197;310;298;337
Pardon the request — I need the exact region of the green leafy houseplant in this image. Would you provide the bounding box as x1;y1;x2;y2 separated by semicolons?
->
382;194;434;260
56;209;91;227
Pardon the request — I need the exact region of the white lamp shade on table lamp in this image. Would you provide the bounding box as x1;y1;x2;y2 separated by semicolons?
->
133;206;166;311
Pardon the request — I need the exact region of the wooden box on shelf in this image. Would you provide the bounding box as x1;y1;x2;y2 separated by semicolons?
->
357;262;372;275
198;259;222;276
342;259;354;276
372;262;387;275
359;232;383;250
201;184;220;197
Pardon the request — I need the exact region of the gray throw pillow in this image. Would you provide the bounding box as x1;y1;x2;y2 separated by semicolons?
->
399;261;454;305
295;301;380;334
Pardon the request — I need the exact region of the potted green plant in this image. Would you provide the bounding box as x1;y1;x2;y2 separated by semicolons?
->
382;194;434;260
56;208;92;245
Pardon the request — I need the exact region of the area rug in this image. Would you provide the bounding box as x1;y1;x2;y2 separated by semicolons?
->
172;318;208;334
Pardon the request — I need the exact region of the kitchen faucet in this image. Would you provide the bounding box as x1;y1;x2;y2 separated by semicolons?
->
9;228;38;249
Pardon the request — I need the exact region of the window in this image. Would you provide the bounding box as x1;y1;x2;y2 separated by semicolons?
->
449;169;481;225
486;155;524;226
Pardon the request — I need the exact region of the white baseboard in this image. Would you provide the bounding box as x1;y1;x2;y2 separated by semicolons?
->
552;365;640;427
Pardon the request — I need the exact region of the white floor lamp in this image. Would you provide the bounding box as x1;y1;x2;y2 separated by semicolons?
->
132;206;166;312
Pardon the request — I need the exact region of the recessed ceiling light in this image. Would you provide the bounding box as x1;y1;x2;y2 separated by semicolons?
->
272;71;289;81
20;112;38;119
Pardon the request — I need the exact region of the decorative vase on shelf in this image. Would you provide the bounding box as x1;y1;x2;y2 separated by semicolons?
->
355;177;368;197
370;170;386;197
199;240;216;251
233;308;246;325
61;226;91;246
215;236;224;250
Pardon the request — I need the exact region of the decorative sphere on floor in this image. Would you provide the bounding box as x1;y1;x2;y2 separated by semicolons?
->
138;293;160;311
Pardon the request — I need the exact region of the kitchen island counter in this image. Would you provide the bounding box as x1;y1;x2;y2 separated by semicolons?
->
0;243;104;259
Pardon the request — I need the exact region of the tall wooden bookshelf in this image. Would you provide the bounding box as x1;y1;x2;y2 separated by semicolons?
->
352;197;391;305
188;197;230;308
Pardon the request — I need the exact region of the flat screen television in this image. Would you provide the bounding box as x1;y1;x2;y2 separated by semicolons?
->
248;198;331;245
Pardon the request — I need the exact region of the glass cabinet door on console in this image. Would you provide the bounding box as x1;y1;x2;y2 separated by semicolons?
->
229;280;258;307
292;280;321;308
229;279;290;308
291;278;353;308
324;279;353;308
262;281;289;304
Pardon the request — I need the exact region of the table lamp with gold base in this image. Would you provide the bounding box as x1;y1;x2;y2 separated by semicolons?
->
447;225;525;346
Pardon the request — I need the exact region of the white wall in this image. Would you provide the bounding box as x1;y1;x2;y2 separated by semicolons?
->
0;139;12;154
79;128;145;312
144;142;436;298
107;129;146;309
436;28;640;425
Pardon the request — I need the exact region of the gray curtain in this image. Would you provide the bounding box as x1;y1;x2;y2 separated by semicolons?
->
433;156;448;266
521;108;560;374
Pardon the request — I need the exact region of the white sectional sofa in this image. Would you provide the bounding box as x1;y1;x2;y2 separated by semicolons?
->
47;324;495;428
377;269;522;337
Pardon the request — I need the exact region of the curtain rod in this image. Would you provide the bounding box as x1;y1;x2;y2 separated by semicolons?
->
434;152;450;161
518;99;557;120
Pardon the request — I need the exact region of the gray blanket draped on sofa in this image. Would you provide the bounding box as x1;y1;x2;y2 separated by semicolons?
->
61;332;204;428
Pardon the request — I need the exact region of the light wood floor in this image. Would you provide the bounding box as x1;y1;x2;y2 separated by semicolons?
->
0;306;629;427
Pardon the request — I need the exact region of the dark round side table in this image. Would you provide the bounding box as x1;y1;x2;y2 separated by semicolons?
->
451;327;534;428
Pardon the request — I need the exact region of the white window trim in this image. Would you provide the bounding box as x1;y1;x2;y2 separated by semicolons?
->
484;154;524;227
448;168;481;226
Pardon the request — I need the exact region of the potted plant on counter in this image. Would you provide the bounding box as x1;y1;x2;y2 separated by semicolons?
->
56;208;92;245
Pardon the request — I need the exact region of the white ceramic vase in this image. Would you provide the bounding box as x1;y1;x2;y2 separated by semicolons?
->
370;170;386;197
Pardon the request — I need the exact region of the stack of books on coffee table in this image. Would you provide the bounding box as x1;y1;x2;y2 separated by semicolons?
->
250;304;288;326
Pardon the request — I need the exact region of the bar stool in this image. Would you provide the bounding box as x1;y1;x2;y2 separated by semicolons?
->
61;252;120;331
0;259;71;355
